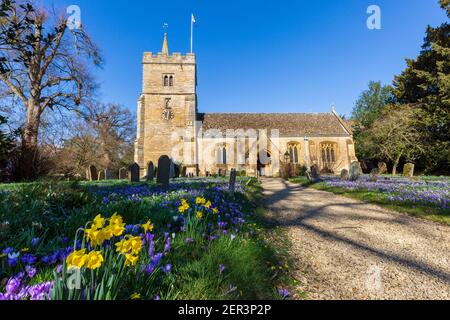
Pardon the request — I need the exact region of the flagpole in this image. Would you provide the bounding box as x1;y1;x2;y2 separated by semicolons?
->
190;14;194;53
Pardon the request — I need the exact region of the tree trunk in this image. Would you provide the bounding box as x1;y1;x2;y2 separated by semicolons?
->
392;155;401;176
19;101;41;180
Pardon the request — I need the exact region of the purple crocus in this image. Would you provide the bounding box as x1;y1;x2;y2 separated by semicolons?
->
161;264;172;274
219;264;226;274
163;237;171;253
21;254;38;265
26;265;37;278
279;288;290;299
31;238;41;247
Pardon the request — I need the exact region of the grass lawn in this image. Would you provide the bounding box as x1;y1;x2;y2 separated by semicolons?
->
290;176;450;225
0;178;293;300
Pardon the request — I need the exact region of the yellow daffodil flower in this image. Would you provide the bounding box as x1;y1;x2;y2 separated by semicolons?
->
21;248;30;252
86;251;104;270
204;201;212;209
93;214;105;229
142;220;154;233
110;213;124;226
124;253;139;267
66;249;88;269
212;208;219;214
196;211;203;219
178;199;190;214
196;197;206;205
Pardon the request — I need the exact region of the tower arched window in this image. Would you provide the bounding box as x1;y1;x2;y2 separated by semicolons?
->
163;75;169;87
169;76;174;87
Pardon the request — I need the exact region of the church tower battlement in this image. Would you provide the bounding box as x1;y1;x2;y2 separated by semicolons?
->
135;33;197;175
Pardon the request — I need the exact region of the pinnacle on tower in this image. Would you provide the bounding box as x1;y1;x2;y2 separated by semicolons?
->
162;33;169;55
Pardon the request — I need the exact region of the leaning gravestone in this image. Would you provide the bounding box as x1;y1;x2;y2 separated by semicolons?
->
169;161;175;179
119;167;127;180
378;162;388;175
229;168;237;195
157;156;170;187
129;163;140;183
147;162;154;182
104;168;112;180
89;165;98;182
98;170;105;181
311;164;320;180
403;163;415;178
349;162;363;181
340;169;349;181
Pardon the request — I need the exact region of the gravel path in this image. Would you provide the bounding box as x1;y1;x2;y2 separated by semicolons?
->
262;178;450;300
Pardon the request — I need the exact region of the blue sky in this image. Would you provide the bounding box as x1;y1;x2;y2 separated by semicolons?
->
45;0;447;117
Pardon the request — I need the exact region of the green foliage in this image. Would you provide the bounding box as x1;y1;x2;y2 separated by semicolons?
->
351;81;395;162
392;1;450;173
352;81;395;129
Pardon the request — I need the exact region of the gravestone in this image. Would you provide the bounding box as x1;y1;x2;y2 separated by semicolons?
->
169;161;175;179
89;165;98;182
370;168;379;182
157;155;170;187
218;169;223;177
378;162;388;175
229;169;237;195
119;167;127;180
340;169;349;181
181;166;187;178
403;163;415;178
98;170;105;181
311;164;320;180
147;162;154;182
349;162;363;181
129;163;140;183
104;168;112;180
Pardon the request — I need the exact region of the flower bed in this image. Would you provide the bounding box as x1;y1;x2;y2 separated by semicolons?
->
0;179;280;300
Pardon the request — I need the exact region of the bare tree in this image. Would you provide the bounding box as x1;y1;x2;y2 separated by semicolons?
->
365;105;425;175
0;0;101;179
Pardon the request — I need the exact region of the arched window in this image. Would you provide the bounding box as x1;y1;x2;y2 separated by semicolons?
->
320;142;338;166
216;145;228;165
163;75;169;87
169;76;174;87
287;142;301;164
223;147;227;165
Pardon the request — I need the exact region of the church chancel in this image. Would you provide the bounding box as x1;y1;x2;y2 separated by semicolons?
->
134;34;358;177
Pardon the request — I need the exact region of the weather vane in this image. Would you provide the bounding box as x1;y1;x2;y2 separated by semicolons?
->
162;22;169;32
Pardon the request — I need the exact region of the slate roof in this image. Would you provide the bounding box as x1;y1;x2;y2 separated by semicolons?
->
198;113;352;137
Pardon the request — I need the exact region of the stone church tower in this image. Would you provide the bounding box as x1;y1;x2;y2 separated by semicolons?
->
135;33;197;175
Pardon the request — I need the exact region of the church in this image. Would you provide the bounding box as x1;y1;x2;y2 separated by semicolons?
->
134;34;358;177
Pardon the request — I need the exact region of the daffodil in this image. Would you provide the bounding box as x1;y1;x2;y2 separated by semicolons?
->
212;208;219;214
124;253;139;267
110;213;124;226
204;201;212;209
93;214;105;229
86;251;104;270
178;199;190;214
130;237;143;255
196;211;203;219
196;197;206;205
142;220;154;233
21;248;29;252
66;249;88;269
